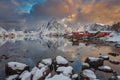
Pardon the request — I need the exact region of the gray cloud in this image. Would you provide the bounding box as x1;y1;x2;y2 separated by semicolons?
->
0;0;120;30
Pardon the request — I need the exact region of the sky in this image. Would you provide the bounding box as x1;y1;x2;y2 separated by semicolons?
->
0;0;120;30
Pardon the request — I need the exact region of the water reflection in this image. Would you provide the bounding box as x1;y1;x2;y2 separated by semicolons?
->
0;36;120;80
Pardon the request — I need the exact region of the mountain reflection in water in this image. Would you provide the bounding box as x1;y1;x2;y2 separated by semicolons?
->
0;36;120;80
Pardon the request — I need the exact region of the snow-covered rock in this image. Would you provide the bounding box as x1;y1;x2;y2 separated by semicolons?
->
32;66;51;80
37;63;45;68
19;71;31;80
42;58;52;65
6;74;18;80
82;63;90;70
99;55;109;60
37;58;53;71
5;62;29;75
82;69;97;79
108;53;119;57
45;74;71;80
109;60;120;65
56;66;73;76
85;57;104;68
72;74;78;79
56;56;68;64
98;65;113;73
109;75;120;80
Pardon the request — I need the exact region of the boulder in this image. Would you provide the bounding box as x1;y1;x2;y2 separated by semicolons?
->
54;56;68;70
99;55;109;60
72;74;78;80
82;63;90;70
109;60;120;65
80;69;98;80
85;57;104;68
56;66;73;76
36;58;53;72
109;76;120;80
19;71;31;80
108;53;119;57
45;74;71;80
6;74;18;80
32;66;51;80
5;62;29;75
98;65;113;73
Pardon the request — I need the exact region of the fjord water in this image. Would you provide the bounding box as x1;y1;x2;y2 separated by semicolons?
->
0;37;120;80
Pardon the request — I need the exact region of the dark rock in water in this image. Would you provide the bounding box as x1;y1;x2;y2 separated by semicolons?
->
5;62;29;76
98;65;113;73
99;55;109;60
99;53;102;55
108;53;119;57
109;60;120;65
85;57;104;68
109;76;120;80
82;63;90;70
0;55;9;60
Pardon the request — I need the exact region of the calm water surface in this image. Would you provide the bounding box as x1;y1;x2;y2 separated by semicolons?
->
0;37;120;80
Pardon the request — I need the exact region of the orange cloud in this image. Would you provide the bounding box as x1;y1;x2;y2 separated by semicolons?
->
32;0;120;25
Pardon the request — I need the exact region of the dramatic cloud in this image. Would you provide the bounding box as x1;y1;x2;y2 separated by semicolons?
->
0;0;120;29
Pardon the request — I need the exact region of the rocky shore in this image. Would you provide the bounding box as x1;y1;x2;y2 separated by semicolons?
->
5;54;120;80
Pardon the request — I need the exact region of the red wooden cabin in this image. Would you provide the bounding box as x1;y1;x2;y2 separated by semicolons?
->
84;31;98;37
96;31;111;37
72;32;84;37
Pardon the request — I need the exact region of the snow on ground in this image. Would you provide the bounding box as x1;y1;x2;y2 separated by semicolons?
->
45;74;71;80
56;66;73;76
106;32;120;43
82;69;97;79
8;62;28;70
56;56;68;64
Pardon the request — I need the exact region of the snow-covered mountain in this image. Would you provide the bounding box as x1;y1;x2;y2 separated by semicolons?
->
41;19;70;36
84;23;111;31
